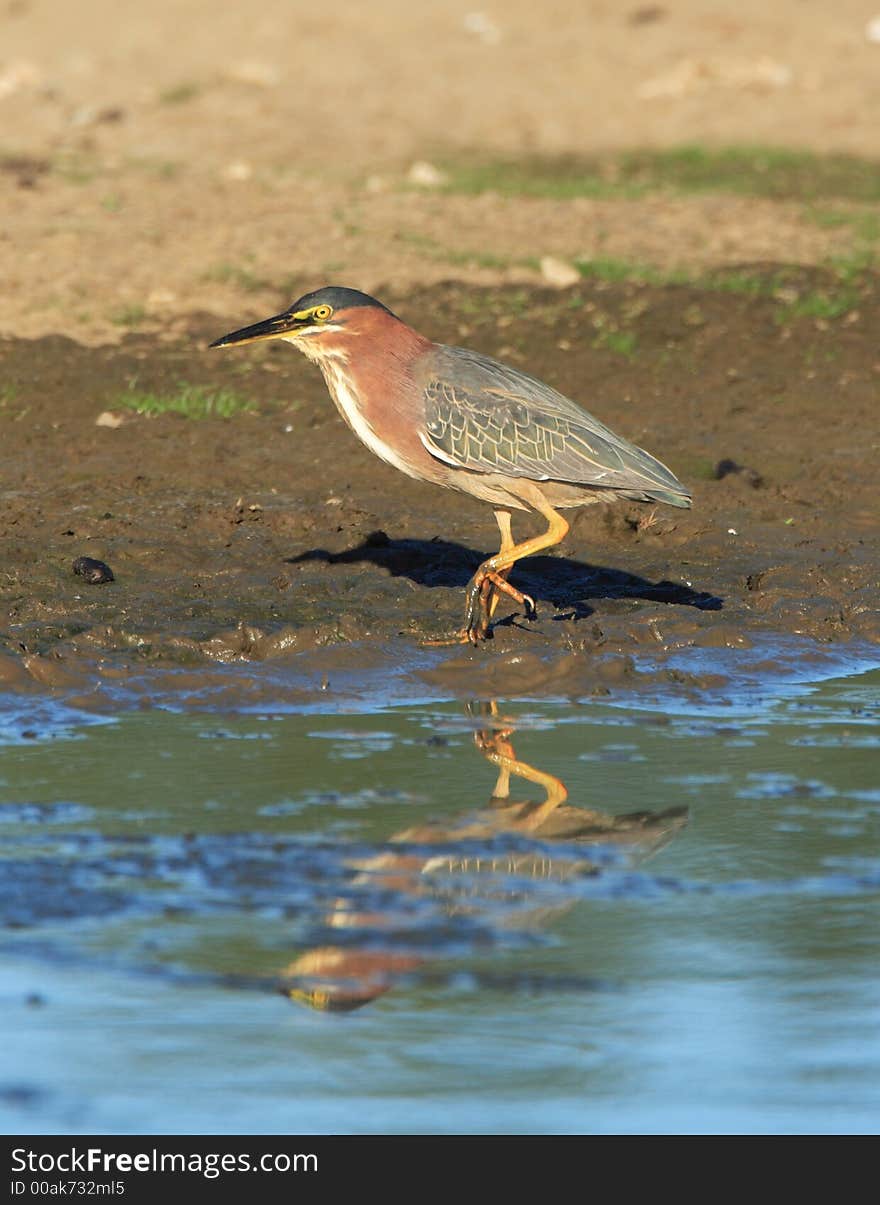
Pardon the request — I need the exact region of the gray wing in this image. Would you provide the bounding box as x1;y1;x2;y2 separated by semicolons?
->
420;345;690;507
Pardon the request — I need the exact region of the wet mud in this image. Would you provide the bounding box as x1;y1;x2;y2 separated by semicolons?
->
1;275;878;706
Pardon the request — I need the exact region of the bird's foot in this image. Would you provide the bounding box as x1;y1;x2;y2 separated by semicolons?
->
484;573;536;619
459;572;493;644
462;569;536;644
421;570;537;647
420;629;480;648
419;576;493;646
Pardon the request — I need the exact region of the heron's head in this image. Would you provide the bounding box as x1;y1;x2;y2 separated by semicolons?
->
210;286;397;360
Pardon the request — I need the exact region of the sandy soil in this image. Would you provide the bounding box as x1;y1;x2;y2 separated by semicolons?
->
1;3;878;702
2;1;880;341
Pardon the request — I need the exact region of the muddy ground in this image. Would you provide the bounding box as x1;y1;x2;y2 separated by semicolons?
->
1;271;877;704
2;2;879;704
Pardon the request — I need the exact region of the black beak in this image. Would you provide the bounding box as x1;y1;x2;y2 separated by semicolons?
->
210;311;302;349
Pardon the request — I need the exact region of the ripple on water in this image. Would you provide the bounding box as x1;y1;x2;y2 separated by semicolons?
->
791;733;880;749
737;773;836;800
306;729;399;759
0;802;95;825
3;818;880;985
0;698;113;747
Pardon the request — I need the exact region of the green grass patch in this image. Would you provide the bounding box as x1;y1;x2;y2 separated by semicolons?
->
618;147;880;201
0;383;30;421
592;329;639;358
774;289;860;323
702;269;774;296
803;207;880;242
446;249;520;271
441;146;880;203
574;258;779;292
828;248;878;280
440;157;643;201
572;257;867;320
575;257;688;285
115;383;258;419
574;258;775;291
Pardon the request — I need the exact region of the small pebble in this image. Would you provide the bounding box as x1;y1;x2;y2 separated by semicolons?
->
539;256;580;288
462;12;502;44
72;556;115;584
221;160;253;182
407;160;448;188
95;410;125;428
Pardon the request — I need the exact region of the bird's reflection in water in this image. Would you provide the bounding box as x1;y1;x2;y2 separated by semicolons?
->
283;702;687;1012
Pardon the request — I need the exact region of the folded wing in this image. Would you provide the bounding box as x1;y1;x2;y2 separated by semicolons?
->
419;346;691;508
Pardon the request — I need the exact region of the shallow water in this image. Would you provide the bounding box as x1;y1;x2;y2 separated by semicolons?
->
1;659;878;1134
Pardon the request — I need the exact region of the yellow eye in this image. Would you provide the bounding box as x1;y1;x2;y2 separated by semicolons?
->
313;305;332;321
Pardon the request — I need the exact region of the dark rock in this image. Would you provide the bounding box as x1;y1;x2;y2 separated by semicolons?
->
72;557;115;584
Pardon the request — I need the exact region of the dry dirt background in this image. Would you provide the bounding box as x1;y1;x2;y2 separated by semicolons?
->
1;1;879;697
2;0;880;340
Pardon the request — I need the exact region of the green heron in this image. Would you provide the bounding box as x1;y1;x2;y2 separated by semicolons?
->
211;286;691;642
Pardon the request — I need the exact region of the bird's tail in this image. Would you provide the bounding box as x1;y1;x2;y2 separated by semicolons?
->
644;485;692;509
619;483;692;509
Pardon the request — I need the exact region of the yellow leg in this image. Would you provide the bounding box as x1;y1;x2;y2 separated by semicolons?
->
465;485;569;642
483;509;537;621
496;509;514;554
486;510;513;621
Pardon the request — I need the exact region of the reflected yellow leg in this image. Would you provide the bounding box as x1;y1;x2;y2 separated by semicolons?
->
475;702;569;820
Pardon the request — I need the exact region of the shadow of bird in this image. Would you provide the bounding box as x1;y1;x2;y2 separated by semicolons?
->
287;533;722;620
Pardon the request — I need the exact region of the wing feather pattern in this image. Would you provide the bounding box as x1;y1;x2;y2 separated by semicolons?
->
421;346;690;508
